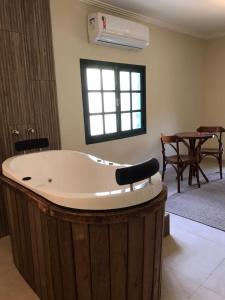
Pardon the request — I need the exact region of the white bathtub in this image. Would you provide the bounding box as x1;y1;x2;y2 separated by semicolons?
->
2;150;162;210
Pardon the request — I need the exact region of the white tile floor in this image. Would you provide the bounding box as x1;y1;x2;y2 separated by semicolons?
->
1;214;225;299
162;214;225;299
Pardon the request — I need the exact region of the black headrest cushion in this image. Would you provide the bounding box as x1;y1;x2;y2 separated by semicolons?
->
115;158;159;185
15;138;49;152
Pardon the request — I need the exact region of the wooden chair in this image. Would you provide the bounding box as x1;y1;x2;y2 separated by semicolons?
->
197;126;225;179
161;134;200;193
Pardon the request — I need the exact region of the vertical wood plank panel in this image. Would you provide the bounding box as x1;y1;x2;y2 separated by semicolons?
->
0;30;33;160
9;190;24;272
57;220;77;300
0;0;61;237
28;201;41;296
4;187;19;266
0;183;9;237
33;206;48;300
47;217;64;300
41;214;55;300
30;80;61;150
109;222;127;300
0;0;23;32
127;217;144;300
0;31;30;125
72;223;92;300
143;214;156;300
23;0;55;80
153;209;164;300
16;193;30;281
3;181;166;300
19;193;35;288
90;224;110;300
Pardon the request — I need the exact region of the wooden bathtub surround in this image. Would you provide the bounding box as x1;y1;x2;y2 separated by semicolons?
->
164;213;170;237
1;174;167;300
0;0;61;237
0;182;8;237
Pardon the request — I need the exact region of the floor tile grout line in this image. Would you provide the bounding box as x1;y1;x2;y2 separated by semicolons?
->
168;218;225;248
188;283;203;299
170;222;225;248
200;257;225;290
201;285;225;299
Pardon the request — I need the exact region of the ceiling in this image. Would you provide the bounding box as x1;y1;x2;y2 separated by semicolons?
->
85;0;225;39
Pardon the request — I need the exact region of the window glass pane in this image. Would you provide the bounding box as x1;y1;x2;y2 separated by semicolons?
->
104;114;117;134
120;71;130;91
90;115;104;136
87;68;101;90
132;93;141;110
132;112;142;129
121;113;131;131
102;70;115;90
120;93;130;111
88;92;102;113
103;92;116;112
131;72;141;91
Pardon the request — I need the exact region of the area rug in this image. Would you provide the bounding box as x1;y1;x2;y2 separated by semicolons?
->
166;176;225;231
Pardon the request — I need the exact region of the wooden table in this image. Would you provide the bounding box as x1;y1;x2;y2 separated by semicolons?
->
175;131;214;186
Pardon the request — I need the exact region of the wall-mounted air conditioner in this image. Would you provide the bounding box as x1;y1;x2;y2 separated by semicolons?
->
88;12;149;50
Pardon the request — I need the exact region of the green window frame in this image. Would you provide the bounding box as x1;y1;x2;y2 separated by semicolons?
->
80;59;146;144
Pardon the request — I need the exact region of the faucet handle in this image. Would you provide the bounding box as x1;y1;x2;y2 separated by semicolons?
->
12;129;20;136
27;128;35;135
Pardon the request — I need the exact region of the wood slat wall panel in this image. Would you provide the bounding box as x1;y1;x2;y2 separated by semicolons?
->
0;31;29;125
23;0;55;80
0;0;23;32
90;224;111;300
0;0;61;237
30;80;61;150
109;222;127;300
0;30;34;159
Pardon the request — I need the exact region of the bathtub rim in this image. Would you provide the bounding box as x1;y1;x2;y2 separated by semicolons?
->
1;173;167;224
2;150;163;210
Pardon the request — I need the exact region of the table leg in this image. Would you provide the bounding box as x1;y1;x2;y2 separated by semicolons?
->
188;165;193;185
188;139;195;186
196;163;200;187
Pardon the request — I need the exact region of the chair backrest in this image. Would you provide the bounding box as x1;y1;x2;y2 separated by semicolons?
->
160;134;180;158
197;126;225;151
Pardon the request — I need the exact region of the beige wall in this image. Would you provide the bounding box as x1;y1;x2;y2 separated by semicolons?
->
204;37;225;127
50;0;205;164
203;36;225;149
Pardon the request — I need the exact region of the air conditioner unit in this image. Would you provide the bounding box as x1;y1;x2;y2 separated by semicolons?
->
88;12;149;50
